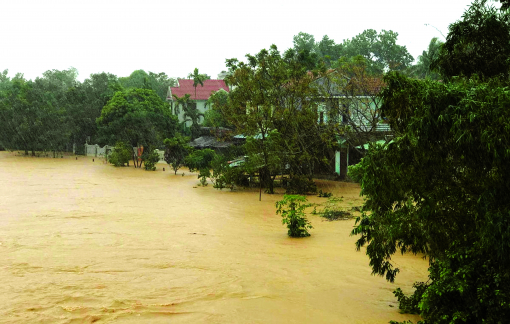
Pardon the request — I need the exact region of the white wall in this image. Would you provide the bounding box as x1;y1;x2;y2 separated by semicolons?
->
174;100;209;127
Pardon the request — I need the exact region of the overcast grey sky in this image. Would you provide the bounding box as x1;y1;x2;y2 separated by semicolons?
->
1;0;477;81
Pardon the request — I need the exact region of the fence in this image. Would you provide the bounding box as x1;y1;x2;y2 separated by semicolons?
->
84;144;165;163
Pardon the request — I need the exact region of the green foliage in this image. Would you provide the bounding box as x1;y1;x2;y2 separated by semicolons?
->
203;89;231;128
411;37;443;80
164;134;191;174
119;70;176;101
285;174;317;195
209;154;228;189
108;142;132;167
224;45;333;193
394;282;428;315
351;71;510;322
276;195;313;237
434;0;510;80
173;93;203;140
198;168;209;186
185;148;215;172
317;189;332;198
313;196;352;221
96;88;178;154
142;150;160;171
339;29;414;74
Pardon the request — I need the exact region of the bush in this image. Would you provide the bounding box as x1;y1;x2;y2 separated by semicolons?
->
210;154;228;189
198;168;210;186
312;196;353;221
285;175;317;195
185;148;215;172
317;189;333;198
143;151;160;171
276;195;313;237
108;142;132;167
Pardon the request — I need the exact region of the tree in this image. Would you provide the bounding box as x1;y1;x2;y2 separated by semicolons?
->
223;45;329;193
66;72;122;151
434;0;510;80
203;89;232;129
173;93;203;140
317;35;343;67
412;37;443;80
350;72;510;323
96;88;178;166
187;68;206;101
276;195;313;237
164;134;191;174
119;70;177;101
0;71;71;155
340;29;414;74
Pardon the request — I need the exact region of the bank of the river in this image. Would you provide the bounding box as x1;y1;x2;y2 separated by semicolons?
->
0;152;427;323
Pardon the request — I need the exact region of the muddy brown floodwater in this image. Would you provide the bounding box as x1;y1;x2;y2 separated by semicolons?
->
0;152;428;323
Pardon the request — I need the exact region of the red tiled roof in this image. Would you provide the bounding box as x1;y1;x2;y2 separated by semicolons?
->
168;79;229;101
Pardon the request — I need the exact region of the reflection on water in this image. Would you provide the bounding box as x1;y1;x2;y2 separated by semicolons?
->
0;152;427;323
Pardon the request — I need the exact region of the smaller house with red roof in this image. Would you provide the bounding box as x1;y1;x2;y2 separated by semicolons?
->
167;79;229;126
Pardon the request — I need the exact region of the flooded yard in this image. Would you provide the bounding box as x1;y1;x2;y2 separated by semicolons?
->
0;152;427;323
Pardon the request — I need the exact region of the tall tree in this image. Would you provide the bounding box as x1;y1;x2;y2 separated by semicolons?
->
120;70;177;101
434;0;510;80
340;29;414;74
413;37;443;80
187;68;206;101
97;88;178;166
173;93;202;140
349;2;510;321
223;45;333;193
350;71;510;323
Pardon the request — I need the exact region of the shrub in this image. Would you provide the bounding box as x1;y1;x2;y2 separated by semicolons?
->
143;151;160;171
317;189;333;198
276;195;312;237
198;168;210;186
108;142;132;167
285;174;317;195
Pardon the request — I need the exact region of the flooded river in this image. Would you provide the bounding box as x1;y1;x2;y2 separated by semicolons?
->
0;152;428;323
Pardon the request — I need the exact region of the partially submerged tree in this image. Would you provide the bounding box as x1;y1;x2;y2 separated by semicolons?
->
96;88;178;167
351;72;510;323
164;134;191;174
223;45;333;193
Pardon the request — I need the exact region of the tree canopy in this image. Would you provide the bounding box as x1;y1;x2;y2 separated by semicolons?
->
349;1;510;322
96;88;178;151
223;45;336;193
434;0;510;80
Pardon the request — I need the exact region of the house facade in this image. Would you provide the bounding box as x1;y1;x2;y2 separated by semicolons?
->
314;71;390;178
167;79;229;127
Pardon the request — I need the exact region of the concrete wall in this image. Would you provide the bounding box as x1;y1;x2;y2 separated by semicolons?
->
84;144;166;163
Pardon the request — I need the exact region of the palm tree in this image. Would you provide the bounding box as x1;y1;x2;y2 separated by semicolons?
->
416;37;443;79
172;93;191;116
173;93;203;139
187;68;206;101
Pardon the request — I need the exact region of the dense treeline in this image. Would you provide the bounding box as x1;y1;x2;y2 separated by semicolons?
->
0;68;176;155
